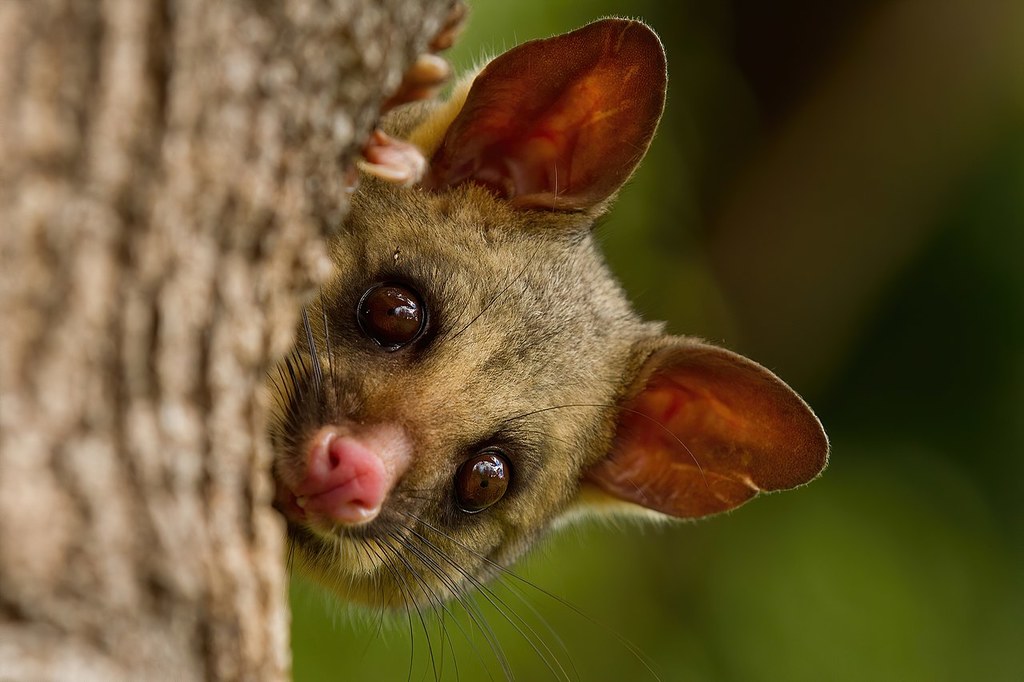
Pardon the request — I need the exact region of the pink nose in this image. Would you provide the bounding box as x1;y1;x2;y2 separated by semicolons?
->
293;433;391;525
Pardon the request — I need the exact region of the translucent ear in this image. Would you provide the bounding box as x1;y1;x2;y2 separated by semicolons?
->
422;18;667;211
583;339;829;519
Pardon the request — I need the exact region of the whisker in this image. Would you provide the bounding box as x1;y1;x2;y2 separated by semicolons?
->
276;365;294;405
351;541;395;663
268;373;290;413
301;308;324;398
376;536;446;681
368;544;391;637
284;354;304;405
397;516;573;682
408;550;513;682
395;530;515;682
364;539;422;682
399;510;662;681
286;536;297;575
388;534;506;682
318;289;342;407
445;262;531;343
385;518;510;680
482;573;579;682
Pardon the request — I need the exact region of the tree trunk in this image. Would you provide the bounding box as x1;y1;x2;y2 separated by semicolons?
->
0;0;452;678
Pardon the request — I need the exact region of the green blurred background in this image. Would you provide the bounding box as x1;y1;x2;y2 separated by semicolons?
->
293;1;1024;679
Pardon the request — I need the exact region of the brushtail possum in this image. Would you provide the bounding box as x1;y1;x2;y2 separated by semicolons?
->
269;18;828;610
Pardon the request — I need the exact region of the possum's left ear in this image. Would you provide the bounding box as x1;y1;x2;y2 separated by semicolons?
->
422;18;667;211
579;339;829;519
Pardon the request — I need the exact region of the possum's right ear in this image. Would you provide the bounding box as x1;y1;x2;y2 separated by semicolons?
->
579;338;829;520
420;18;667;211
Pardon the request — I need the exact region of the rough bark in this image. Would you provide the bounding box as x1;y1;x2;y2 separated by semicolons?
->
0;0;452;679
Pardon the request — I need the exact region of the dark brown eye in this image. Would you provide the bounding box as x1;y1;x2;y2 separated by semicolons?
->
357;283;426;350
455;450;510;513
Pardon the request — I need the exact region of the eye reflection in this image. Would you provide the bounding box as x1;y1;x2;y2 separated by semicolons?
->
455;450;510;513
356;283;426;350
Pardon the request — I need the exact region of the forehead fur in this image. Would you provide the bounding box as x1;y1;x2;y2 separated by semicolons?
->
333;175;656;453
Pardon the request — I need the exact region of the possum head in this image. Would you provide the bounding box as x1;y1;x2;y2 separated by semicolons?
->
269;19;828;608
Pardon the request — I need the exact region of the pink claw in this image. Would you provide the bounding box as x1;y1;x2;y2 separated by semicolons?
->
358;129;427;186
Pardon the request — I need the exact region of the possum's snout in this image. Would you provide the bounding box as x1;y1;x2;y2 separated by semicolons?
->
274;424;412;530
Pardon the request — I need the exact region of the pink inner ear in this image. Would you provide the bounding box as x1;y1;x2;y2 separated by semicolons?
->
585;345;829;519
423;19;666;210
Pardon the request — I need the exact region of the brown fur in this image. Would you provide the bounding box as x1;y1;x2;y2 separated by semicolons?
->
268;19;827;610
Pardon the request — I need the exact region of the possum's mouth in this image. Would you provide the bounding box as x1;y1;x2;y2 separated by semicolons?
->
272;480;307;523
272;467;381;527
272;462;420;547
272;466;395;543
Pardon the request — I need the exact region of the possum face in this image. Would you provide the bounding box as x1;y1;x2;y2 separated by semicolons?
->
268;19;827;609
270;178;652;606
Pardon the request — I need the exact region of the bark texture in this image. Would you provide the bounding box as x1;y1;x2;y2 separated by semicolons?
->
0;0;452;678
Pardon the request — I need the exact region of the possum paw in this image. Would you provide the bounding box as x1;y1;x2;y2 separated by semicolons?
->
357;129;427;186
350;1;467;189
381;53;452;113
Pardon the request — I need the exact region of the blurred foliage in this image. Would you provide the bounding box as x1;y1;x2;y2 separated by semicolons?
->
291;1;1024;679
